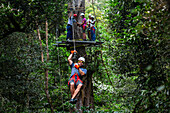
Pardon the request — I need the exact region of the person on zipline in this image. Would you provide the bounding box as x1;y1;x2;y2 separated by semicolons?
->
66;12;77;40
78;13;87;41
68;50;87;104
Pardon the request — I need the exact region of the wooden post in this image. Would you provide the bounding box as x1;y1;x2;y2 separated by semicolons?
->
68;0;94;112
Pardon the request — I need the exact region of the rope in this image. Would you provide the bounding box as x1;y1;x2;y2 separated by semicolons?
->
72;0;76;51
71;0;77;63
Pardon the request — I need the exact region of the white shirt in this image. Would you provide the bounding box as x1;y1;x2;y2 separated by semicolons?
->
87;19;91;26
68;16;76;25
90;20;95;28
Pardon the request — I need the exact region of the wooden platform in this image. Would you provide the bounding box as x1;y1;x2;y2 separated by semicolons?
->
53;40;103;49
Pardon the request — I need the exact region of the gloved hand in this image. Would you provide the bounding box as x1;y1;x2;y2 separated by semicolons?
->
71;50;77;54
75;64;80;69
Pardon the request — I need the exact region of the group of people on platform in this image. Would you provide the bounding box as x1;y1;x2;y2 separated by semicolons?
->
66;12;96;41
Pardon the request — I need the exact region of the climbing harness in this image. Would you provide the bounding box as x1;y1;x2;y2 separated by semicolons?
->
68;73;83;86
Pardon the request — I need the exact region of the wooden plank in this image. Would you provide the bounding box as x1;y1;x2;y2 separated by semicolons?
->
53;40;104;48
56;40;103;44
63;40;97;44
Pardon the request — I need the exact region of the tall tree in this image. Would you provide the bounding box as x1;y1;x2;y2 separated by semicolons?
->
68;0;94;112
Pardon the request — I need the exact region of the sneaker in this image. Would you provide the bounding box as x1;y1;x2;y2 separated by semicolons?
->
69;98;77;104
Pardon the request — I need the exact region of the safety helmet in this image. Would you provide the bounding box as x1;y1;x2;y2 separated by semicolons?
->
88;14;91;16
80;13;85;16
78;57;85;62
91;15;94;18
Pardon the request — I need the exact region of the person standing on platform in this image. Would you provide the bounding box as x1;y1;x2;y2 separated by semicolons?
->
78;13;87;41
90;15;96;41
87;14;92;40
66;12;77;40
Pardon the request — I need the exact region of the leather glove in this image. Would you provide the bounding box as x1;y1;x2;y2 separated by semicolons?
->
71;50;77;54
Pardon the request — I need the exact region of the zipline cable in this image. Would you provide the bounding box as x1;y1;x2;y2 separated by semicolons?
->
72;0;77;61
72;0;76;51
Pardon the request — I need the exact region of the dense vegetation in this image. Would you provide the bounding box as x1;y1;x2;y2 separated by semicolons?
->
0;0;169;112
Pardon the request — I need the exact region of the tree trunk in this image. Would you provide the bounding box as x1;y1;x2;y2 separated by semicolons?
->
37;19;54;113
68;0;85;40
68;0;94;112
45;18;54;113
36;22;44;63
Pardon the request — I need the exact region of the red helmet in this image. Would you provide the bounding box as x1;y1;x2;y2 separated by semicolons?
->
73;14;77;17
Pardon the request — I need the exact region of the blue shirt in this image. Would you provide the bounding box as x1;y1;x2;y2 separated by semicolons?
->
70;63;87;79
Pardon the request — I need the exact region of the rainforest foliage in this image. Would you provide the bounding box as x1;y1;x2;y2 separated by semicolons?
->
0;0;169;112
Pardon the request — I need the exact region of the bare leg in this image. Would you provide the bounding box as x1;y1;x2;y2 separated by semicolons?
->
70;83;75;97
83;33;86;40
71;84;82;99
85;33;86;39
88;30;91;40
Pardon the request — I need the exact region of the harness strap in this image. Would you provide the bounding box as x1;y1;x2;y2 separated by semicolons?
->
68;73;83;85
76;74;83;84
68;74;76;85
83;25;86;30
